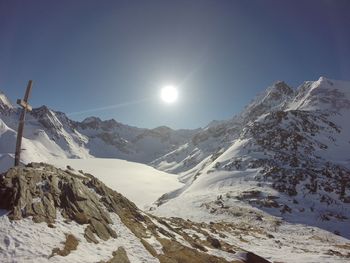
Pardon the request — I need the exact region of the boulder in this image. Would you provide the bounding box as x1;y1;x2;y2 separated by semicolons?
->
108;247;130;263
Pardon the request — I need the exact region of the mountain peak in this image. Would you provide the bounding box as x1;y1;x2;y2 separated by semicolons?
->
271;81;294;95
0;91;14;111
34;105;50;112
152;125;172;133
31;105;56;120
82;116;102;124
289;77;350;111
240;80;294;122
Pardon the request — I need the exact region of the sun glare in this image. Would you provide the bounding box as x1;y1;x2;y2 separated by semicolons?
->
161;85;178;103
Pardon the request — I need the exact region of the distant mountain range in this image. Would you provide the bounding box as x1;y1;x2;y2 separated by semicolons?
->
0;93;197;171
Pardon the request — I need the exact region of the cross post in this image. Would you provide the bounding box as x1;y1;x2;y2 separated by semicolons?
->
14;80;33;166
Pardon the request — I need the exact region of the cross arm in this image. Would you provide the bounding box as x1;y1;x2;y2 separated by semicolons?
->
17;99;32;112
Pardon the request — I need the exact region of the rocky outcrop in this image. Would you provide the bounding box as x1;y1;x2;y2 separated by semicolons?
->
0;163;117;241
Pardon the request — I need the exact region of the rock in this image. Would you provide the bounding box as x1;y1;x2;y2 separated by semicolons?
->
190;241;207;252
262;199;279;208
90;218;113;241
207;236;221;248
280;204;292;214
108;247;130;263
32;201;46;223
158;227;175;239
49;175;61;197
159;238;230;263
51;234;79;257
141;239;158;257
42;194;56;220
106;225;118;239
245;251;271;263
74;212;89;224
255;215;263;221
84;225;99;244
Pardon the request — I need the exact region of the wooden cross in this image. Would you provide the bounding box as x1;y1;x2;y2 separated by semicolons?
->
14;80;33;166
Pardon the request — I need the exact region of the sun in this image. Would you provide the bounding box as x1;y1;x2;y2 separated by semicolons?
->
160;85;178;103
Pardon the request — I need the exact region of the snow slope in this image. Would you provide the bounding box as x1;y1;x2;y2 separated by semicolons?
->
0;211;159;263
48;158;183;210
0;118;69;173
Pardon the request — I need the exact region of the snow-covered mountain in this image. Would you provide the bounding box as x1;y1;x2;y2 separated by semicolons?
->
0;96;196;172
150;81;297;174
152;77;350;179
74;117;197;162
153;77;350;243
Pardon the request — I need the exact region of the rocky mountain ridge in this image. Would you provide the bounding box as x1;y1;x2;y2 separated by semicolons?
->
152;77;350;242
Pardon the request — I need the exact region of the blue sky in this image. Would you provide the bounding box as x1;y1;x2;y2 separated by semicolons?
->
1;0;350;129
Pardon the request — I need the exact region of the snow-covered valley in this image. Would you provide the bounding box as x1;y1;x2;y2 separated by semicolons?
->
48;158;183;210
